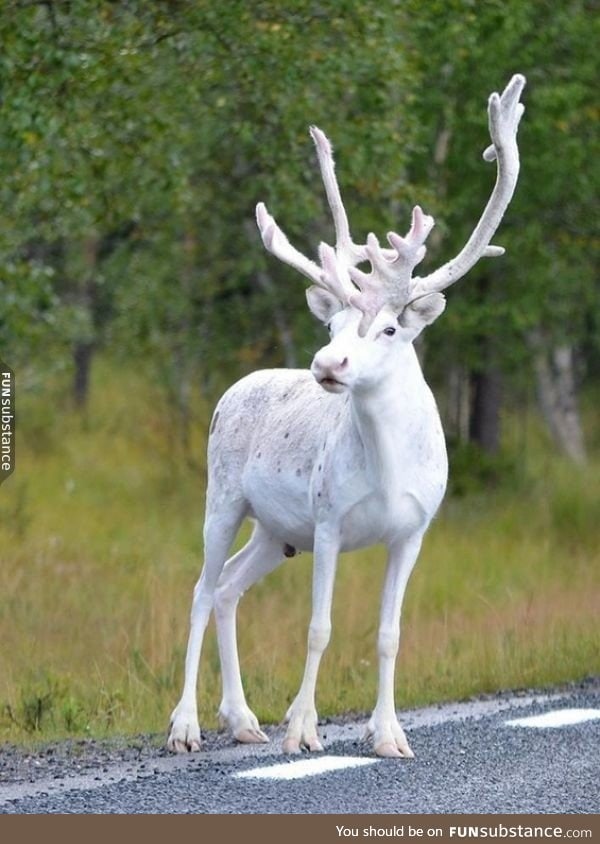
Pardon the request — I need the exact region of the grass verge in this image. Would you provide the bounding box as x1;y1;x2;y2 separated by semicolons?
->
0;360;598;743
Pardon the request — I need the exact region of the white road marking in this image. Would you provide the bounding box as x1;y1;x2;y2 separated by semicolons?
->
234;755;378;780
506;708;600;729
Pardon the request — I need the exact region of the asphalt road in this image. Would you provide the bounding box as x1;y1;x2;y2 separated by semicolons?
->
1;683;599;814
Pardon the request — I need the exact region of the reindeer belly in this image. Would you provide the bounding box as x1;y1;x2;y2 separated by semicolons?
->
242;465;316;551
339;490;428;552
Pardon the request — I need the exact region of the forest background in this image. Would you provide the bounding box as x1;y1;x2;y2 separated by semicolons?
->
0;0;598;741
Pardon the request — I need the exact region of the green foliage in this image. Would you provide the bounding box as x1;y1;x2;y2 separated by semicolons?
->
3;673;80;734
0;1;598;743
0;1;421;383
407;0;599;372
0;1;597;399
446;440;520;496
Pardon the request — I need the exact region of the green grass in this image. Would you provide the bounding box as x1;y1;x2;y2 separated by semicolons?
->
0;359;598;744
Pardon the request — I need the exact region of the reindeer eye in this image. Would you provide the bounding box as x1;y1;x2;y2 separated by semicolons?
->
383;326;396;337
326;322;332;333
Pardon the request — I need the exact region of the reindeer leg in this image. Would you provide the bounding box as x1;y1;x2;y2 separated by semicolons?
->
366;531;424;758
167;502;246;753
283;527;339;753
214;523;286;744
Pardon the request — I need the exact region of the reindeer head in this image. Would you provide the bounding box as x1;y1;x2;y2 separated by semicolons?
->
257;75;526;394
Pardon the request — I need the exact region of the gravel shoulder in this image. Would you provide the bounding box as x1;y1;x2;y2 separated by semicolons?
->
1;677;597;796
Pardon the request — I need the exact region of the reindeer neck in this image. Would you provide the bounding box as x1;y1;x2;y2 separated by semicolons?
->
348;345;429;488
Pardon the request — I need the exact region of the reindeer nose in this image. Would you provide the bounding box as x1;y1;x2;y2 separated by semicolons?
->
311;351;349;383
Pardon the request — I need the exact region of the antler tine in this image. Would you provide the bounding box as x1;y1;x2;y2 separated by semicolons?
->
412;73;526;299
318;242;356;303
255;201;355;304
348;205;435;336
387;205;435;278
256;127;362;306
309;126;367;269
256;202;324;287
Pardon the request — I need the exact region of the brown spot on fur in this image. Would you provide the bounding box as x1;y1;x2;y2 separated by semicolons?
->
210;411;220;434
284;543;297;558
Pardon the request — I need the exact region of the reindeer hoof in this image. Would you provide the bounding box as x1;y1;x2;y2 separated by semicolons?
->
282;737;302;754
235;727;269;744
304;736;324;752
218;703;269;745
167;720;202;753
282;735;323;753
366;716;415;759
375;741;402;758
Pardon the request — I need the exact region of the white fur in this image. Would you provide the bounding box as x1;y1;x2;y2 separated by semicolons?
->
167;305;447;758
167;75;525;758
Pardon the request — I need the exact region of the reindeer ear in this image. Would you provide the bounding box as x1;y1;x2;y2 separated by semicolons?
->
306;286;343;324
398;292;446;337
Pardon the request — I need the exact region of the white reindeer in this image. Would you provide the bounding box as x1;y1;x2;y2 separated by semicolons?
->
167;74;525;758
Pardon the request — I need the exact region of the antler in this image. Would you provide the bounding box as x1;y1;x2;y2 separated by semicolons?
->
256;128;434;334
308;126;367;271
256;127;365;306
256;74;525;334
347;205;435;334
411;73;526;298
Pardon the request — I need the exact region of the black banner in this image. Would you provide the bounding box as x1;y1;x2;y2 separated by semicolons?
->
1;360;15;485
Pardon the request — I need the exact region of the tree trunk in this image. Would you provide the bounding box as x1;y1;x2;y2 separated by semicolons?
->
531;332;586;464
469;366;502;454
256;270;298;368
242;217;298;368
445;365;470;444
168;225;200;466
71;236;100;409
73;341;94;409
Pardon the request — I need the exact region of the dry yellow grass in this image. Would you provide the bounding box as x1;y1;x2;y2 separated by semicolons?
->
0;361;598;742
